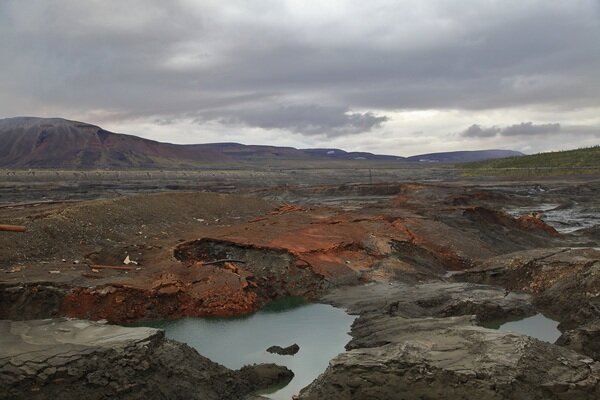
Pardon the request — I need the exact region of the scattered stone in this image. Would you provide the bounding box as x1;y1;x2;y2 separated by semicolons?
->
238;363;294;388
267;343;300;355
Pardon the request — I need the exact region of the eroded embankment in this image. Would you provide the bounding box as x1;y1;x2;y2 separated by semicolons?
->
0;318;293;400
1;239;330;323
1;183;599;399
296;282;600;400
0;184;568;324
455;247;600;361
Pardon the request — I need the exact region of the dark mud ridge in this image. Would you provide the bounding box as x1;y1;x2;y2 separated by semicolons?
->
455;247;600;361
296;282;600;400
1;182;600;399
0;319;293;400
3;269;600;399
0;238;330;324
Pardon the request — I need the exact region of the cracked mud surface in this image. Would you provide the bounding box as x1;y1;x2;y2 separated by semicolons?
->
0;318;293;400
1;178;600;399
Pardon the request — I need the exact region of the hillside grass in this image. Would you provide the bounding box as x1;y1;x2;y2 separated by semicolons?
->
460;146;600;176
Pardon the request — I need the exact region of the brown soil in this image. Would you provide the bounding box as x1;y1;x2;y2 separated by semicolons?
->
0;183;565;323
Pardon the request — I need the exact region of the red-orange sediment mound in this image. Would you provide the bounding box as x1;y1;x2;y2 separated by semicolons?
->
517;214;561;237
0;187;564;323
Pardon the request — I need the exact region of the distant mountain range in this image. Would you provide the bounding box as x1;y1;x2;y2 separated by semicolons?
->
405;150;523;163
0;117;523;168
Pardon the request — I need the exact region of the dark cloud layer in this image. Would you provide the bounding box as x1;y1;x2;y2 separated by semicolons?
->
196;104;387;137
463;122;562;138
0;1;599;142
501;122;561;136
463;125;501;138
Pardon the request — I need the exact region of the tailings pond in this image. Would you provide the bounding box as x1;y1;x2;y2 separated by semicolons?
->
507;203;600;233
137;298;355;399
485;313;561;343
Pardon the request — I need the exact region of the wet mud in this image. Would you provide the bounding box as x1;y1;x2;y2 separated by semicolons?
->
1;178;599;398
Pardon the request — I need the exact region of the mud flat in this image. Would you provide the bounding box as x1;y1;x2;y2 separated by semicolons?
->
0;162;456;205
1;179;599;398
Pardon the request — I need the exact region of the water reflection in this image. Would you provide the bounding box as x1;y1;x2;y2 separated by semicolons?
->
485;313;561;343
139;299;354;400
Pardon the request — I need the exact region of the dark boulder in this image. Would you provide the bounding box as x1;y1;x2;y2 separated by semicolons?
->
267;343;300;355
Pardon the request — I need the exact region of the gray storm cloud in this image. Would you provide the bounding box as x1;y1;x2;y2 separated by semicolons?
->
462;122;562;138
501;122;561;136
0;0;599;147
196;105;388;137
463;125;501;138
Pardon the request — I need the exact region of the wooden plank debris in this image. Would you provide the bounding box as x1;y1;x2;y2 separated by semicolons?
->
0;224;26;232
89;264;135;271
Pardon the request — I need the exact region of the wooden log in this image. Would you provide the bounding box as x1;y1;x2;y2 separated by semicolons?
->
202;259;246;266
247;216;268;223
89;264;135;271
0;224;26;232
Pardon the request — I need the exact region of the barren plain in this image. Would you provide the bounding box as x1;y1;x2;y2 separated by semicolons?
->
1;164;600;399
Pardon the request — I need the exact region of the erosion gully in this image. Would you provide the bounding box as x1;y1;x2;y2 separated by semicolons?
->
1;180;600;399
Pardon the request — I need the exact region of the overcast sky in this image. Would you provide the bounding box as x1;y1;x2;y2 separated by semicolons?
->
1;0;599;156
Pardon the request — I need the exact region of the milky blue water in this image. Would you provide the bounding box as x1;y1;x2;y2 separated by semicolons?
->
138;299;354;399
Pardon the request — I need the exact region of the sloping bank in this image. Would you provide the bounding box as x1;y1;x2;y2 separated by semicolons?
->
0;319;293;400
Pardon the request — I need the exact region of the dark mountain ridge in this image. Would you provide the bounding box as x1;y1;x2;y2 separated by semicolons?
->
0;117;522;168
406;149;524;163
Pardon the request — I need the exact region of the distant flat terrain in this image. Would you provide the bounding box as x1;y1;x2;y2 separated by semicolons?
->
0;161;456;204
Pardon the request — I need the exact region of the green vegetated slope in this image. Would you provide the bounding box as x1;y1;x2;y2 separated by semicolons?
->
461;146;600;176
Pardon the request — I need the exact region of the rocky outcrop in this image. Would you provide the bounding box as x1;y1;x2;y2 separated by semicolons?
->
298;281;600;399
323;281;536;323
0;318;292;400
455;247;600;329
298;315;600;400
266;343;300;355
557;321;600;361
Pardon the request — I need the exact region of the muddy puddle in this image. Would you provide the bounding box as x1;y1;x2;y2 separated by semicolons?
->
507;203;600;233
135;298;355;399
484;313;561;343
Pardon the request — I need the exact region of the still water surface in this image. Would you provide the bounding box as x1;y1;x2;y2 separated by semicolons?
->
139;298;355;400
486;313;561;343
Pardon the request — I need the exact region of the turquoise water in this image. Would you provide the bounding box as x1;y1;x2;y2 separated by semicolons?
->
139;299;354;399
486;313;561;343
